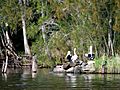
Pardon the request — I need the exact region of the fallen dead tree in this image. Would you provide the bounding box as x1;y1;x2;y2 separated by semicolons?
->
0;25;22;73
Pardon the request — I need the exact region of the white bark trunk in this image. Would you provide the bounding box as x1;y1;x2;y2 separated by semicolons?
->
5;29;19;60
41;1;50;57
41;0;46;43
32;60;36;72
21;0;31;55
32;55;37;72
41;25;46;43
22;14;31;55
4;52;8;73
5;31;13;50
108;17;114;56
2;61;5;73
6;31;10;45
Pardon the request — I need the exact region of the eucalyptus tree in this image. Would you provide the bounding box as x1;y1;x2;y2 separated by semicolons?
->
0;0;22;72
18;0;31;55
0;0;21;57
90;0;120;56
26;0;61;65
0;0;32;55
112;0;120;55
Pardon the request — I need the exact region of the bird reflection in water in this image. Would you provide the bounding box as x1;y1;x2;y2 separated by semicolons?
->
65;73;77;87
83;74;94;82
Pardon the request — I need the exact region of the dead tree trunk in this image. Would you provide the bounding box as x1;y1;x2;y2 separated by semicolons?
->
3;50;8;73
2;60;5;73
1;24;21;73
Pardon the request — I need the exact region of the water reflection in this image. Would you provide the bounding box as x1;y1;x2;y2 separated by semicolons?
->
32;72;37;78
21;67;31;80
1;69;120;90
2;73;7;81
65;73;77;87
1;68;22;82
52;72;64;77
82;74;94;82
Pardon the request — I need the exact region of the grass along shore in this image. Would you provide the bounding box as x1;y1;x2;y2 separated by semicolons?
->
95;55;120;74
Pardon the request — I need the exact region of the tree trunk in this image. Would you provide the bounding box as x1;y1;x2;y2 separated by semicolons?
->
32;55;37;73
2;61;5;73
4;51;8;73
95;45;98;58
22;14;31;55
103;35;109;56
41;0;51;59
108;17;114;56
1;24;22;73
21;0;31;55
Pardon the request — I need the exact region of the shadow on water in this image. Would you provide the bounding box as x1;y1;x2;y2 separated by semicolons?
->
0;68;120;90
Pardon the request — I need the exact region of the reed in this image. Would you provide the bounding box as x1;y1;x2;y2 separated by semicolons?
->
94;55;120;73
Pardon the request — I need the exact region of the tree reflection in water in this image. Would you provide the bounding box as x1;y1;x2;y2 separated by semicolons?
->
1;69;120;90
21;67;31;80
2;73;7;81
32;72;37;78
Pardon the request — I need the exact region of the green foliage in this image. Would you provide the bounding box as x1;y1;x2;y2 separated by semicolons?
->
95;55;120;73
0;0;21;30
1;0;120;67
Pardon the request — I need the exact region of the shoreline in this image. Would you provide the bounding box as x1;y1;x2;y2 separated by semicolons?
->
1;66;120;74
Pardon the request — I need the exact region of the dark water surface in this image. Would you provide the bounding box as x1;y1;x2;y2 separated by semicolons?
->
0;68;120;90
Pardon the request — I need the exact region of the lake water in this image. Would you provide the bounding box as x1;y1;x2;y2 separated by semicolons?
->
0;68;120;90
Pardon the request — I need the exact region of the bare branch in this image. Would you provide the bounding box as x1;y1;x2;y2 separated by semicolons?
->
39;18;60;30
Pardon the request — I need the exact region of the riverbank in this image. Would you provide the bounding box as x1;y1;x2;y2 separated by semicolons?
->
1;55;120;74
94;55;120;74
38;55;120;74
